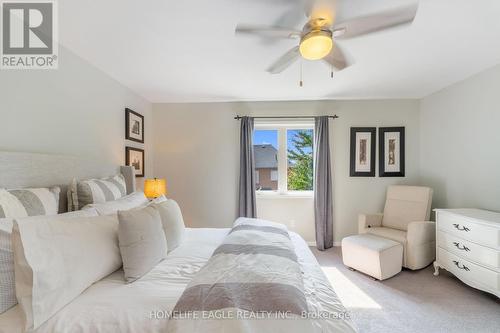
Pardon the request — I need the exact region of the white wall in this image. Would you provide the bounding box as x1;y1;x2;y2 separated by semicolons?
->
153;100;420;243
2;38;496;241
420;64;500;213
0;47;153;188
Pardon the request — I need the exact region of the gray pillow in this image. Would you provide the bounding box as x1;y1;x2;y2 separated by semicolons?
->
0;218;15;314
117;206;167;283
0;187;60;218
69;174;127;211
151;200;186;252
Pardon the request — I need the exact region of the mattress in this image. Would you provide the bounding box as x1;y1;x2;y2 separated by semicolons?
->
0;228;355;333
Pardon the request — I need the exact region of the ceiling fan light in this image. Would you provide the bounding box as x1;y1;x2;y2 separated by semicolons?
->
299;30;333;60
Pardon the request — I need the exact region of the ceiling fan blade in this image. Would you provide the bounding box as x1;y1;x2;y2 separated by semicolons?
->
235;24;301;39
333;3;418;39
267;46;301;74
323;44;351;71
273;6;307;29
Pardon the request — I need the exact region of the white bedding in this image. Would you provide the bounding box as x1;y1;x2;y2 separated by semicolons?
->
0;228;355;333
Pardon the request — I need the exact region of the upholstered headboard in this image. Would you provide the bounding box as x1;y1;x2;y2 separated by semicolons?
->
0;151;136;213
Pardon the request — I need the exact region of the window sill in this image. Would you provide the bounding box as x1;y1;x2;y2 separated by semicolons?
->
256;192;314;199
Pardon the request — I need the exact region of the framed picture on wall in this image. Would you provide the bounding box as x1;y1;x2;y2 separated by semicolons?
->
125;108;144;143
350;127;376;177
379;127;405;177
126;146;145;178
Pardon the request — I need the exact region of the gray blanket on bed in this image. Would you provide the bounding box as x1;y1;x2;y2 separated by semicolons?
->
167;218;312;333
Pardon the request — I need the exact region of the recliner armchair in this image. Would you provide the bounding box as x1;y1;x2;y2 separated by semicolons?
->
358;185;435;270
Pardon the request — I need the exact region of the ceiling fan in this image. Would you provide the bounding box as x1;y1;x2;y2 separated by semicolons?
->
235;1;419;74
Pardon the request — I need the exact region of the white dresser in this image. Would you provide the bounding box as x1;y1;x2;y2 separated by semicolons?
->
433;209;499;298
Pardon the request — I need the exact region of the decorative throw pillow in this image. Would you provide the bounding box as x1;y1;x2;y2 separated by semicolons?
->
0;187;60;218
0;186;60;314
83;191;149;216
151;200;186;252
69;174;127;211
117;206;167;283
12;211;119;331
0;218;15;314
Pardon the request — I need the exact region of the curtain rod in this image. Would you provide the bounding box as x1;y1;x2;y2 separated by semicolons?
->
234;115;339;120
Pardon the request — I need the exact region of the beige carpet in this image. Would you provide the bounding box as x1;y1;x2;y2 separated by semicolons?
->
311;246;500;333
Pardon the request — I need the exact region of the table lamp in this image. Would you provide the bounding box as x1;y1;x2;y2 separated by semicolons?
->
144;178;166;199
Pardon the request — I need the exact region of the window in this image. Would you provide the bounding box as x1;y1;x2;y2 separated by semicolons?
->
253;130;278;191
287;129;313;191
253;122;314;195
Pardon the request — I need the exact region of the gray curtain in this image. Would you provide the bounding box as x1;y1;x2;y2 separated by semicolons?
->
314;116;334;250
238;116;257;218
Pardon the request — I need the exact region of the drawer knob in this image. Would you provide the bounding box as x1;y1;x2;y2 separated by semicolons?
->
452;242;470;252
453;260;470;271
452;223;470;232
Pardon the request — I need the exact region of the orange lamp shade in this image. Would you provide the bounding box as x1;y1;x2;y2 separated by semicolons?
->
144;178;167;199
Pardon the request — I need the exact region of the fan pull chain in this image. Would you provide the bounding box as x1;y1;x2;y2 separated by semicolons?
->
331;64;334;78
299;60;303;87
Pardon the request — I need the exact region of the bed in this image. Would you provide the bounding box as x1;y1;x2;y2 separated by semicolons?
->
0;228;355;333
0;152;356;333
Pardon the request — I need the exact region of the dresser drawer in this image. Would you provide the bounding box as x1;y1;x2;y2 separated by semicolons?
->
437;212;500;248
438;247;499;292
437;231;500;270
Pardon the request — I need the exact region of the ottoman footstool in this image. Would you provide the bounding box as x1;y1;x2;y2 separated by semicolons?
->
342;234;403;280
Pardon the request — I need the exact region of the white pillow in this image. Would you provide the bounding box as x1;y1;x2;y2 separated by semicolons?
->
151;200;186;252
83;191;149;215
0;209;97;315
12;212;121;331
117;206;167;283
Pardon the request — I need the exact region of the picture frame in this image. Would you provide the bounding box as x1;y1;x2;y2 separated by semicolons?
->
125;146;145;178
350;127;376;177
379;127;405;177
125;108;144;143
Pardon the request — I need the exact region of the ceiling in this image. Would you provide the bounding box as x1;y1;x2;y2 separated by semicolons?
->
59;0;500;103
